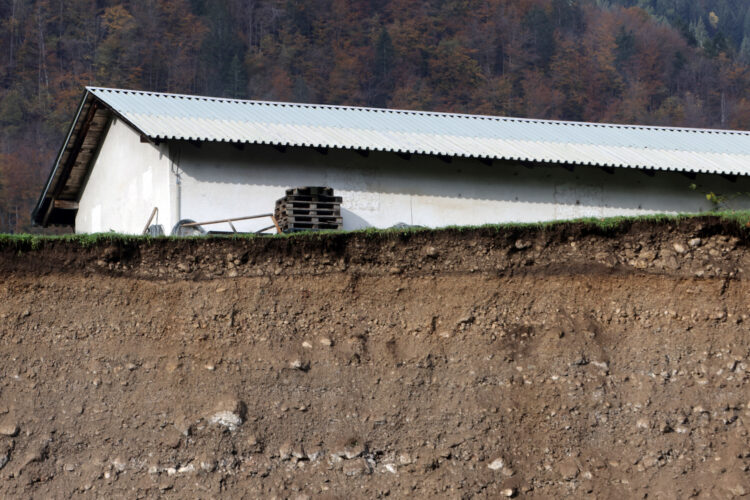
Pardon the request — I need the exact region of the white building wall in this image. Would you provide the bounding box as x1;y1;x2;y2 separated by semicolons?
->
170;142;750;233
75;118;172;234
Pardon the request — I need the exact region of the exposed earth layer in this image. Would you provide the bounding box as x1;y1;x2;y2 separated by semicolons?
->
1;218;750;498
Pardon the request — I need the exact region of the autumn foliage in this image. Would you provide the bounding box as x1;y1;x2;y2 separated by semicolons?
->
1;0;750;232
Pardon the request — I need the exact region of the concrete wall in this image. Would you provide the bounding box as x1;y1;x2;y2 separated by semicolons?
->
170;141;750;233
76;118;172;234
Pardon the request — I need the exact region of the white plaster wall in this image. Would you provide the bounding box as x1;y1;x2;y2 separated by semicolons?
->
172;142;750;232
75;118;172;234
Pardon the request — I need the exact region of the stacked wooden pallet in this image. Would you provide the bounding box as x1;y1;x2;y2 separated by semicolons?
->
275;187;343;232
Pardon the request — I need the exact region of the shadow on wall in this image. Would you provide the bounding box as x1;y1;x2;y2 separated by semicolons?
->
174;141;750;216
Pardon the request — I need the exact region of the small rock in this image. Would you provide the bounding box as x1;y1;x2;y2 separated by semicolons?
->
0;420;19;437
204;363;216;371
344;443;365;460
208;397;246;431
319;337;333;347
302;341;312;349
688;238;702;248
290;359;310;371
342;458;372;476
112;458;127;472
636;418;650;430
515;239;531;250
673;242;687;254
425;246;439;258
279;441;293;461
488;458;505;471
177;464;195;474
292;443;306;460
501;488;517;498
125;362;137;371
64;463;75;472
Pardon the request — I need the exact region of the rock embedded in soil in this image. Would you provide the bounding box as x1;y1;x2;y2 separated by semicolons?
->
0;420;18;437
208;397;246;431
488;458;505;471
342;458;372;477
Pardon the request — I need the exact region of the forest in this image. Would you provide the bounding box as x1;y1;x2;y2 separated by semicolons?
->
1;0;750;232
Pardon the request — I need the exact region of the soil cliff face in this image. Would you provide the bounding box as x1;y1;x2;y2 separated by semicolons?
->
1;218;750;499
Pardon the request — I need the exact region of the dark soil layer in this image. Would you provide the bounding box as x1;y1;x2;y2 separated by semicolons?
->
1;217;750;498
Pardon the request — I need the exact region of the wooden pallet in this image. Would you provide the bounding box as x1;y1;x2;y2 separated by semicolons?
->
281;194;342;203
276;207;341;217
276;187;344;232
283;223;341;231
277;215;343;224
286;187;334;197
277;200;342;209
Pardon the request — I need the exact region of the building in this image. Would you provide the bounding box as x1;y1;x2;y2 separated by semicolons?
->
32;87;750;234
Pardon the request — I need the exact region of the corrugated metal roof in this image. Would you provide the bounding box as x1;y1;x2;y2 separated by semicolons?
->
75;87;744;176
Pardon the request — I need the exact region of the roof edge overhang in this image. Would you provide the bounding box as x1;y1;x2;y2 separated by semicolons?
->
31;88;149;227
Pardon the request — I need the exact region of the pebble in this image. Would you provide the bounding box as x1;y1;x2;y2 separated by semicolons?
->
279;441;293;461
488;458;505;471
688;238;702;248
208;397;246;431
290;359;310;371
0;420;19;437
342;458;372;476
344;443;365;459
319;337;333;347
673;242;687;254
501;488;516;497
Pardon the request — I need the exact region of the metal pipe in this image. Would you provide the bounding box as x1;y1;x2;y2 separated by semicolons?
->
181;213;275;227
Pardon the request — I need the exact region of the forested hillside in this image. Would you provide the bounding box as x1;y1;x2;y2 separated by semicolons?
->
604;0;750;62
2;0;750;232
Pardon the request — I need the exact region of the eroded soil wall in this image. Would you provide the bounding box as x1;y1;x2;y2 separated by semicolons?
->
1;219;749;498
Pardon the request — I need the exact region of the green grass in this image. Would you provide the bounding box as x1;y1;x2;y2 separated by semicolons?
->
2;211;749;249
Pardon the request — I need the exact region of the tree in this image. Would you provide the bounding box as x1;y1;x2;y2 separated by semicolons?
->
371;27;395;107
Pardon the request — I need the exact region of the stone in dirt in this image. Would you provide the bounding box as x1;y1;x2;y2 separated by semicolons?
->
208;397;247;431
0;420;18;437
343;458;372;477
488;458;505;471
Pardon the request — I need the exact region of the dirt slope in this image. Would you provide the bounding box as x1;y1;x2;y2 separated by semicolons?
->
1;218;750;499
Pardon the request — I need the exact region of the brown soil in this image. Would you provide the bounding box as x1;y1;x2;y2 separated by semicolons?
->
1;218;750;499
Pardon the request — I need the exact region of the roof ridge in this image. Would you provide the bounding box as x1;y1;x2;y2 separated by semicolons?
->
85;86;750;136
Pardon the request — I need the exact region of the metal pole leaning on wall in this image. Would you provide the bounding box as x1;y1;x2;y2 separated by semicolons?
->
142;207;159;235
